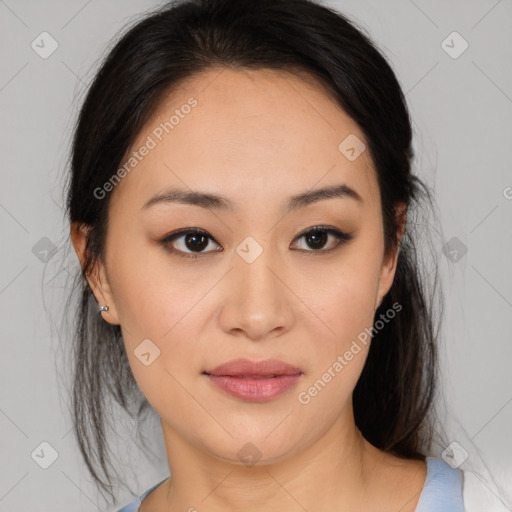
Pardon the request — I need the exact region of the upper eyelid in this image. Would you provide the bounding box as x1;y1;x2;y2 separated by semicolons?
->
163;225;351;250
165;225;343;240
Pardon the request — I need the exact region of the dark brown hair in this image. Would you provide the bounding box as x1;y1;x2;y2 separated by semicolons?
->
64;0;442;503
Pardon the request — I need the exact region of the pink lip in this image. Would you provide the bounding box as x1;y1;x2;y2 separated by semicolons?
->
204;358;303;402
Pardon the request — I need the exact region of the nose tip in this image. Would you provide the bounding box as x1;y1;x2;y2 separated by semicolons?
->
218;251;293;341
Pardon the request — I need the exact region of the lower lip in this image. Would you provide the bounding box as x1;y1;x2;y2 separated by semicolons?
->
205;374;302;402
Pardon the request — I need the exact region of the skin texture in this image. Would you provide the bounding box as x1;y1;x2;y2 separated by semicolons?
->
71;67;425;511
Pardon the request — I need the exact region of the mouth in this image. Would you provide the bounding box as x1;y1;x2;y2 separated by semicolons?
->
203;358;303;402
204;357;303;377
206;374;282;378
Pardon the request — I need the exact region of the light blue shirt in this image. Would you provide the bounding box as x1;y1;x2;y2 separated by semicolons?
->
117;456;465;511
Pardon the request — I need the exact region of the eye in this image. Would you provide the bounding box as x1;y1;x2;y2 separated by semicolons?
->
290;225;354;254
159;225;354;260
160;228;221;259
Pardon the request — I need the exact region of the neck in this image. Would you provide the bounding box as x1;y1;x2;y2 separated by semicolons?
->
157;406;384;512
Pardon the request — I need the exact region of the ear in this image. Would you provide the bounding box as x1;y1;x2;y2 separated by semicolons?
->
375;202;407;309
69;222;120;325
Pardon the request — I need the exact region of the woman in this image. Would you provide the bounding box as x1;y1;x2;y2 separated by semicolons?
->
66;0;465;510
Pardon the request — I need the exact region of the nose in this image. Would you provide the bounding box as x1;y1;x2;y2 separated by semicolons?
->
217;244;294;342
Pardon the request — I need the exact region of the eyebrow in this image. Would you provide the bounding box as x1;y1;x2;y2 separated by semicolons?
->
141;183;363;214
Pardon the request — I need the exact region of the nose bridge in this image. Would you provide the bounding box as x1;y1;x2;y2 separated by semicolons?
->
237;240;280;296
219;235;292;339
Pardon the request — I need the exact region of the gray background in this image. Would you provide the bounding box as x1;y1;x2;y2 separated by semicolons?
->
0;0;511;510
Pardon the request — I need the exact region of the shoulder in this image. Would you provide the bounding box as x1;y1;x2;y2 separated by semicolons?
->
116;477;169;512
415;456;465;512
116;499;140;512
366;447;465;512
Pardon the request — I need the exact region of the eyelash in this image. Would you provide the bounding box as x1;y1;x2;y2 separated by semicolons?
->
159;225;354;260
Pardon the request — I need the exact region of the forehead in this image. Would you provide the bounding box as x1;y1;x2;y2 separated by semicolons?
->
110;67;378;212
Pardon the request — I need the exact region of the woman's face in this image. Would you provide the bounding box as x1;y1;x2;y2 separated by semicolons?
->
77;68;403;465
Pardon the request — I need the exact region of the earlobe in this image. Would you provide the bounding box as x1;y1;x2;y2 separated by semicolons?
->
69;222;121;325
88;262;121;325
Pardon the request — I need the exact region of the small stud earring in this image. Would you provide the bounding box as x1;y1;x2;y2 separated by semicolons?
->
99;304;109;313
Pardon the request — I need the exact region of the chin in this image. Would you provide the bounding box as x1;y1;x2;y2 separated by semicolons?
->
201;429;305;468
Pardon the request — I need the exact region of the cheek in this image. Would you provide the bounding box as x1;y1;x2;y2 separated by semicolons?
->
295;268;378;418
107;229;202;337
302;252;381;353
114;263;204;415
104;240;202;395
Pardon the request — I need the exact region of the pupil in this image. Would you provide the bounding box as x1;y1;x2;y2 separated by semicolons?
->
307;231;327;249
183;231;329;252
186;233;208;252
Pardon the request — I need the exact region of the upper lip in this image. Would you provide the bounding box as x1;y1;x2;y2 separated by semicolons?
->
204;358;303;377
